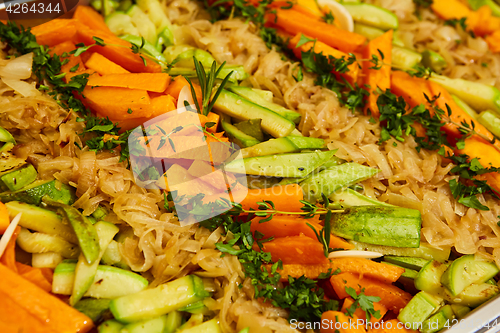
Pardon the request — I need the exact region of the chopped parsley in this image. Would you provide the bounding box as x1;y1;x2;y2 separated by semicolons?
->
322;11;335;25
407;65;433;79
412;0;433;19
0;22;131;161
376;89;499;210
181;195;337;322
345;287;381;322
444;17;468;31
206;0;275;25
444;17;476;38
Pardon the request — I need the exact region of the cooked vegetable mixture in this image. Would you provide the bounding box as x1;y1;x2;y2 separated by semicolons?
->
1;0;500;332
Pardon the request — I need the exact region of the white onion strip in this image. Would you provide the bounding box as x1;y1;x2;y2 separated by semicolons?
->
328;250;383;259
0;213;22;258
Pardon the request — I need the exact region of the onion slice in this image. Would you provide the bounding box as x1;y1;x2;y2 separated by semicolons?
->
0;213;22;258
2;78;41;97
328;250;383;259
0;53;33;80
316;0;354;32
177;84;196;110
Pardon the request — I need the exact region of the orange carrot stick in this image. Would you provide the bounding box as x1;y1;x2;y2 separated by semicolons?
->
87;73;171;93
164;76;203;106
84;52;130;75
288;33;360;85
295;0;322;17
455;137;500;194
31;19;79;47
202;183;305;212
330;272;411;313
266;8;366;53
73;5;112;34
205;112;220;133
165;76;190;98
363;30;393;118
15;262;53;293
251;214;354;250
468;6;500;37
112;94;177;132
430;0;471;20
49;41;86;81
258;234;329;265
150;94;177;117
0;263;94;332
390;71;430;108
238;184;304;212
391;71;500;148
341;297;388;323
486;30;500;53
0;202;10;234
273;257;404;283
82;86;152;120
427;80;499;147
74;27;161;73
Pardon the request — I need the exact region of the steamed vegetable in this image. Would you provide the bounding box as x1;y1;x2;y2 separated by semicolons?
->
266;7;366;53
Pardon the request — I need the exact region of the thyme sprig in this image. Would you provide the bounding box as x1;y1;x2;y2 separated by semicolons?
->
179;192;340;322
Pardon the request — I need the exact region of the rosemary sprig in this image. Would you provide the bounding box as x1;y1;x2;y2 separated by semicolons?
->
185;57;234;116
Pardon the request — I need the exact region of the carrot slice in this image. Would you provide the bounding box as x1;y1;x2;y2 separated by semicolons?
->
165;76;190;98
106;94;177;132
363;30;393;118
31;19;79;47
456;137;500;194
486;30;500;53
295;0;322;17
0;201;10;234
430;0;471;20
82;86;152;120
74;27;161;73
330;272;411;313
84;52;130;75
251;214;354;250
392;71;499;148
73;5;112;34
239;184;304;212
427;80;499;147
274;257;404;283
342;297;388;323
468;6;500;37
49;41;86;81
15;262;53;293
0;290;54;333
288;33;360;85
164;76;203;106
258;234;330;265
0;263;94;332
266;8;366;53
150;94;177;117
87;73;171;93
205;112;220;133
390;71;431;108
